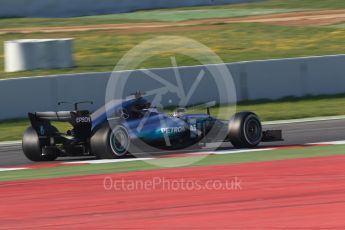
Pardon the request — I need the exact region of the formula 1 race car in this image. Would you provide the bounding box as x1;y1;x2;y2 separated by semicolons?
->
22;93;283;161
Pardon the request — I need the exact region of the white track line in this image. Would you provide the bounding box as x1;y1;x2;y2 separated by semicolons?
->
0;141;22;146
63;158;154;165
308;140;345;145
263;115;345;125
209;148;275;155
0;167;27;172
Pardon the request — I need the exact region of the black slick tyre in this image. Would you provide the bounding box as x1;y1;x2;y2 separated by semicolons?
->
228;112;263;148
22;127;57;162
90;124;130;159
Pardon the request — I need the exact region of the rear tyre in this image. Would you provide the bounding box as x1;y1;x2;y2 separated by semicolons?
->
228;112;262;148
90;124;130;159
22;127;57;162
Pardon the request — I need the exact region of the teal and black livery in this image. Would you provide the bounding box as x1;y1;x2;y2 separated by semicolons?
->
22;93;283;161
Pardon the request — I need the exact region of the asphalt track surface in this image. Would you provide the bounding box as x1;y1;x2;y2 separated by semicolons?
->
1;118;345;167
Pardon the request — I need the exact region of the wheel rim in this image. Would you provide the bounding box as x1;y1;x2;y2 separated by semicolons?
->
244;117;262;144
110;127;129;156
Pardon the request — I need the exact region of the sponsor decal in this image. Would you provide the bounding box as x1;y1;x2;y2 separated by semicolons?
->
161;127;186;134
76;117;91;123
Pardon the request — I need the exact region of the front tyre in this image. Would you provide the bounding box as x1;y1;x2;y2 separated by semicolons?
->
22;127;57;162
90;124;130;159
228;112;262;148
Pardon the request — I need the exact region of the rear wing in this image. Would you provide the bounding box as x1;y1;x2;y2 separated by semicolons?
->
28;110;92;140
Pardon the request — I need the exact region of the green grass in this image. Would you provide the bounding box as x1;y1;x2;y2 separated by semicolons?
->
329;22;345;29
1;22;345;79
2;0;342;28
210;94;345;121
189;0;345;10
87;8;301;22
0;120;72;142
91;0;345;22
0;8;302;28
2;94;345;142
1;144;345;182
0;17;150;29
1;0;343;29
